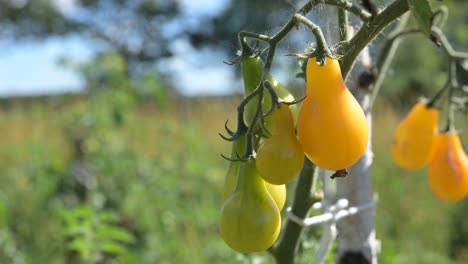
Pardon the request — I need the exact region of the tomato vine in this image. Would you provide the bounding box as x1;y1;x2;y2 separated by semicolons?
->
219;0;468;263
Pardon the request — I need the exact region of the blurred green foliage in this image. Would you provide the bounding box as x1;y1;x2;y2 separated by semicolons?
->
0;77;466;263
62;206;136;263
377;0;468;105
0;84;237;263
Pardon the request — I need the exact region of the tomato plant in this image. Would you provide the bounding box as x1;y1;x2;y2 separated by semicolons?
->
218;0;468;262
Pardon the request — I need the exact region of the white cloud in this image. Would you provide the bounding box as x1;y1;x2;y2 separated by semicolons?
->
53;0;78;15
179;0;229;16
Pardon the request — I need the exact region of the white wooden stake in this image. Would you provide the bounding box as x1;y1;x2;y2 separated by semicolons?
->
335;47;379;264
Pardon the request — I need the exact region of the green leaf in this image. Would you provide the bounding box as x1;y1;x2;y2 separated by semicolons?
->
407;0;433;37
64;225;90;236
96;225;136;244
98;211;119;223
68;238;91;257
100;241;128;255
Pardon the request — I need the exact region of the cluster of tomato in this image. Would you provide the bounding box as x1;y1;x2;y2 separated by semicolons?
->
392;102;468;201
219;56;370;253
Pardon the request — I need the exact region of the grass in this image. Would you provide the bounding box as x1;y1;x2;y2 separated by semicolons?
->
0;94;465;263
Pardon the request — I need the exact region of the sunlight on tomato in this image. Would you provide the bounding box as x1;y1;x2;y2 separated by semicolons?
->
264;183;286;211
297;57;369;170
428;132;468;201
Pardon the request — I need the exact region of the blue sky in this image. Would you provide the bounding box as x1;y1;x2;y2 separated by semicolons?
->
0;36;92;97
0;0;232;97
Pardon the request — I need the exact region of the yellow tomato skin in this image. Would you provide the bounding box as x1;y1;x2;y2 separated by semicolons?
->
428;133;468;201
222;163;286;210
263;78;297;135
256;104;304;185
392;102;439;170
264;183;286;211
220;159;281;253
296;57;369;170
222;136;286;210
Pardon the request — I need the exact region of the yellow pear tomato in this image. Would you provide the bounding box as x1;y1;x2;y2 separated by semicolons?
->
222;136;286;210
220;159;281;253
256;104;304;185
428;132;468;201
392;102;439;170
297;57;369;170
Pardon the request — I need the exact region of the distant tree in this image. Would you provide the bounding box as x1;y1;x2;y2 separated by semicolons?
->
187;0;294;49
0;0;465;100
0;0;291;76
0;0;180;76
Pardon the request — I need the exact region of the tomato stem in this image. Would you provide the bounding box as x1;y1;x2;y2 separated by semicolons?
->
338;8;350;42
263;81;280;112
432;6;449;29
294;14;331;64
431;27;468;59
339;0;409;79
326;0;372;21
368;13;410;110
426;82;449;109
271;159;319;264
443;61;457;133
218;86;259;143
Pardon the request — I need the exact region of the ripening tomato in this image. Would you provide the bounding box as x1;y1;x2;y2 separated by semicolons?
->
297;57;369;170
428;132;468;201
256;104;304;185
223;135;286;210
220;159;281;253
241;57;263;126
263;77;297;135
392;102;439;170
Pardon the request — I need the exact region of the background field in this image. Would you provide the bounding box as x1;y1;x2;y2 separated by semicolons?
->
0;92;466;263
